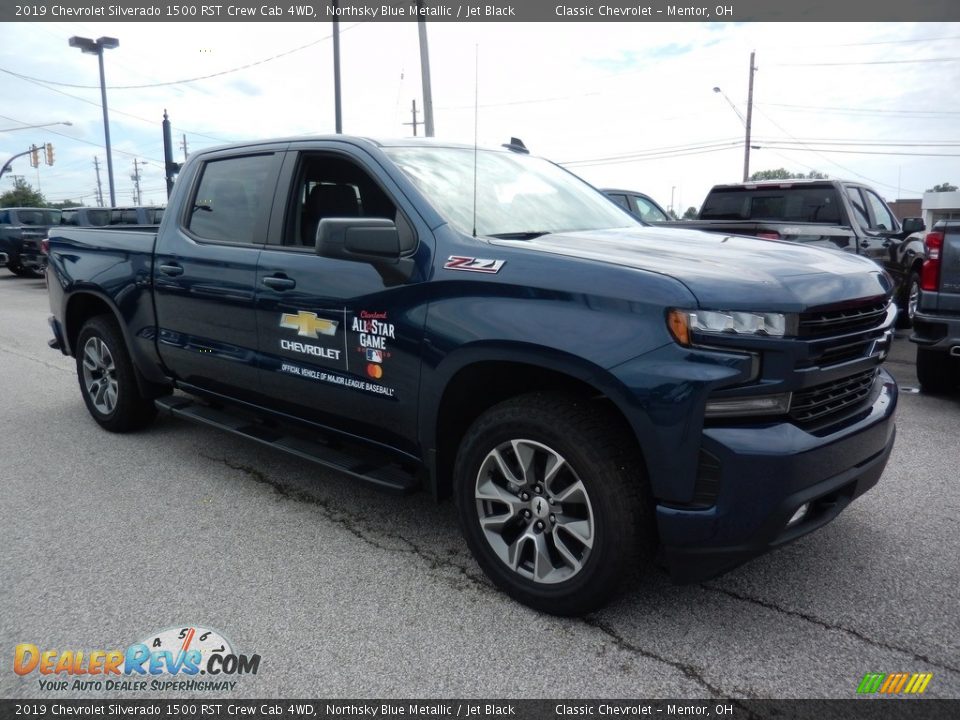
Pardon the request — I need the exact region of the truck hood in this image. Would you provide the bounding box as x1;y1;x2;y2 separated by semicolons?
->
491;226;892;310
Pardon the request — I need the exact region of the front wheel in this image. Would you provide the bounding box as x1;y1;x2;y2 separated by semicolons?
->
454;392;653;615
76;315;158;432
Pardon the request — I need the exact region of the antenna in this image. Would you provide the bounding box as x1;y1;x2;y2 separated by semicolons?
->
472;44;479;238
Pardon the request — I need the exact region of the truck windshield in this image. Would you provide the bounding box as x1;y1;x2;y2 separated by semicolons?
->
384;146;638;237
700;186;843;224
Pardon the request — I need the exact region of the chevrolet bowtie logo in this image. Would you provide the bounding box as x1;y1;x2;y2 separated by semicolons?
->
280;311;339;339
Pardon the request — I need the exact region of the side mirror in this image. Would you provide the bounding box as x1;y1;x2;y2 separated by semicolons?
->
316;218;401;262
901;217;925;234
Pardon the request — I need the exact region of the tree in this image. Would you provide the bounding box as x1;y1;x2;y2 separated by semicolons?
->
682;206;698;220
926;182;957;192
50;200;83;209
0;177;46;207
749;168;827;181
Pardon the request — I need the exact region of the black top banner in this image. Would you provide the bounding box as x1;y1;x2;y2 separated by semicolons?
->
4;0;960;22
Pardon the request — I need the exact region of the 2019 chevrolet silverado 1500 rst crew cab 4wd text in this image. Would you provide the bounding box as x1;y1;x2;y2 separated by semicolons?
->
46;137;899;615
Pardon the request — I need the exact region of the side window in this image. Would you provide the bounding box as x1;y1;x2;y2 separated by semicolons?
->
607;193;630;211
187;154;276;244
631;195;668;222
289;154;415;253
845;187;870;228
863;190;896;231
0;211;9;224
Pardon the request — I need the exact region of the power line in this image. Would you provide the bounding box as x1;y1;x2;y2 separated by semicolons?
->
756;101;960;117
560;138;743;166
773;56;960;67
1;75;231;143
750;107;925;193
0;24;361;90
560;143;745;168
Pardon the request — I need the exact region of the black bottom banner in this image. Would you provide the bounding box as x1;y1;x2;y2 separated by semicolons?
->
0;699;957;720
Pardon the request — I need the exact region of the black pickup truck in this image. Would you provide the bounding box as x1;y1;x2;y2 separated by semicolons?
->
0;206;61;277
46;136;899;614
664;180;926;325
910;221;960;393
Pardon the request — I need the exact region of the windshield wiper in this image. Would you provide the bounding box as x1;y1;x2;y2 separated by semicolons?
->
486;231;551;240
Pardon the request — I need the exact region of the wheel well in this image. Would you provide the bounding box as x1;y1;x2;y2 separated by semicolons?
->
434;361;640;498
65;294;115;355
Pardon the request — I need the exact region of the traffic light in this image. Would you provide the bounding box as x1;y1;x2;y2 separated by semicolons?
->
44;143;54;166
29;144;39;168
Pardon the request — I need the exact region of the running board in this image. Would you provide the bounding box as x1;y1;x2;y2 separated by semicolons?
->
155;395;420;494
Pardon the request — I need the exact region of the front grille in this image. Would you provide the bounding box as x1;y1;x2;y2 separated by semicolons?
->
790;368;878;425
798;301;889;338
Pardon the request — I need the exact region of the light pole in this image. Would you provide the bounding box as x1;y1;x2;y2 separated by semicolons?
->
69;35;119;205
712;52;756;181
0;121;72;132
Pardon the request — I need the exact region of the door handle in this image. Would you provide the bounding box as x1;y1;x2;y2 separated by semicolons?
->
159;263;184;276
262;275;296;290
859;240;870;249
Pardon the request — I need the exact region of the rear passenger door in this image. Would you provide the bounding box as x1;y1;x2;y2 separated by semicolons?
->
253;143;432;454
153;147;284;402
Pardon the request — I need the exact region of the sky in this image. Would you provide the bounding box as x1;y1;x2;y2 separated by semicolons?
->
1;20;958;212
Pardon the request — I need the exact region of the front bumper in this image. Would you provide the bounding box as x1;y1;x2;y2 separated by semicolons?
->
658;368;897;583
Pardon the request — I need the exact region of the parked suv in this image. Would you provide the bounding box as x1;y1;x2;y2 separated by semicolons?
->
0;207;61;277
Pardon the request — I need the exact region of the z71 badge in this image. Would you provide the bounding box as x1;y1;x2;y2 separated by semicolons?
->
443;256;506;274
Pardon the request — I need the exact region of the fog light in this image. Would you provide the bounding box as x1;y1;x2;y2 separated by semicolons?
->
704;392;791;418
787;502;811;528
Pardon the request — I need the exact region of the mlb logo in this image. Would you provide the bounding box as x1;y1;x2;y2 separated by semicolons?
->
366;348;383;363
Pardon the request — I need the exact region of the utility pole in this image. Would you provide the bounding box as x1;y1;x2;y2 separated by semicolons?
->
93;157;104;207
403;99;420;136
332;0;342;133
743;50;756;182
416;0;435;137
131;158;145;205
180;134;188;162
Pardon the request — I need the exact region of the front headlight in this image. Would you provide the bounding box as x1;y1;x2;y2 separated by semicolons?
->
667;309;789;346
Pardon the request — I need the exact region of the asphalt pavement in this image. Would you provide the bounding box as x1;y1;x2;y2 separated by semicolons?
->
1;273;958;704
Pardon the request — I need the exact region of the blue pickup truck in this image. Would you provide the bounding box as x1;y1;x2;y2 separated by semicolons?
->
46;136;899;614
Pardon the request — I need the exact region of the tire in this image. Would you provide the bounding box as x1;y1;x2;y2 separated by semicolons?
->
916;347;958;395
454;392;653;615
896;270;921;329
76;315;158;432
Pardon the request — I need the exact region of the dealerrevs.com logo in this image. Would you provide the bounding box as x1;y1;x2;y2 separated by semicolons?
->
14;626;260;692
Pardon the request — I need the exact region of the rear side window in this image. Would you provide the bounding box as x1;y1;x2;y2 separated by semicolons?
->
87;209;110;226
607;193;629;211
0;211;9;224
187;154;276;244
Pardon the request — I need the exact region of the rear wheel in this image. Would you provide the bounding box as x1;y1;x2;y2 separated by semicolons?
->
76;315;158;432
454;392;653;615
916;348;958;394
897;270;921;329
